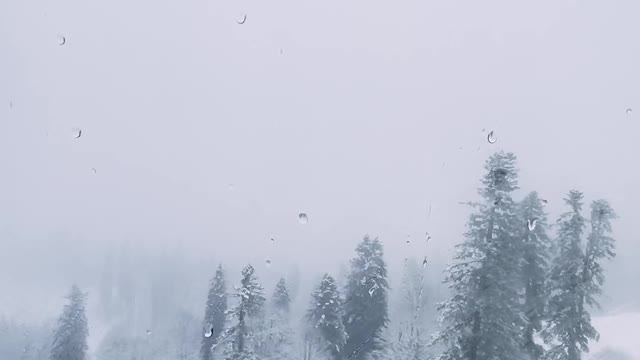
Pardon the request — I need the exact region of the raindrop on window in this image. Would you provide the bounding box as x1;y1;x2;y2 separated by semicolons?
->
541;199;548;204
422;257;428;268
8;101;12;109
236;14;247;24
527;218;538;231
626;108;632;116
72;128;82;139
146;329;152;335
265;259;272;267
270;237;275;243
494;196;502;205
204;324;213;338
487;130;497;144
91;168;97;174
57;35;66;46
405;234;411;244
298;213;308;224
368;283;379;296
425;232;431;242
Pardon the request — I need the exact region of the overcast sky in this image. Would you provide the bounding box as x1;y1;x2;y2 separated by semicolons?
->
1;0;639;318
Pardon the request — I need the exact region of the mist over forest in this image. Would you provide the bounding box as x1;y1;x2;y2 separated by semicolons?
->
1;151;637;360
3;0;640;358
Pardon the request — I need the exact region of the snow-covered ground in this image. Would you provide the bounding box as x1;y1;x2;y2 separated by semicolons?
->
587;312;640;360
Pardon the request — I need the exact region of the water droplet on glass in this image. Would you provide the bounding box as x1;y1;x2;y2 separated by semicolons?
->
368;283;379;296
541;199;548;204
236;14;247;24
425;232;431;242
57;35;66;46
8;101;12;109
146;329;152;335
280;48;284;55
487;130;497;144
265;259;272;267
91;168;97;174
626;108;632;116
204;324;213;338
270;237;275;243
494;196;502;206
527;218;538;231
298;213;308;224
72;128;82;139
422;257;428;268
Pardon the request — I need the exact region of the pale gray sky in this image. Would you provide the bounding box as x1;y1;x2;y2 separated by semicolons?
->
1;0;639;318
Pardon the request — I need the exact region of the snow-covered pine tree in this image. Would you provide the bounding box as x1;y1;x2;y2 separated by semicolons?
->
393;325;426;360
518;191;551;360
544;193;616;360
342;236;389;360
305;274;347;360
391;258;429;360
583;200;616;310
260;277;295;360
435;152;525;360
51;285;89;360
201;264;228;360
544;190;589;360
273;278;291;314
224;264;266;360
400;258;429;325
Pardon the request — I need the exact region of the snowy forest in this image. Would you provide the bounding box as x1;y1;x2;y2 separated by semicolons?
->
0;152;625;360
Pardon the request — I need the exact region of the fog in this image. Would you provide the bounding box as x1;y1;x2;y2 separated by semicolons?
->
1;0;639;359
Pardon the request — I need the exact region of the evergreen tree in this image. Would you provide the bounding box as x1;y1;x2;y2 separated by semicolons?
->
392;325;426;360
583;200;616;310
391;258;429;360
272;278;291;314
400;258;429;325
261;278;295;360
518;191;551;360
224;264;266;360
306;274;347;360
51;285;89;360
544;192;616;360
342;236;389;360
201;264;228;360
435;152;525;360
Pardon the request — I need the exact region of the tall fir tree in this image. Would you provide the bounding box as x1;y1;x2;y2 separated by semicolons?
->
583;200;616;310
51;285;89;360
392;258;429;360
518;191;551;360
305;274;347;360
392;325;426;360
262;278;295;360
272;278;291;314
544;192;616;360
342;236;389;360
224;264;266;360
435;152;525;360
201;264;228;360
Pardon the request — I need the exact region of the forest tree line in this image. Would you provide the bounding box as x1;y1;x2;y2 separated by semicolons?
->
0;151;617;360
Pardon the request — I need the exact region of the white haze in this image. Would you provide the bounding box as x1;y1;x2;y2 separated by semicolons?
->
1;0;639;357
